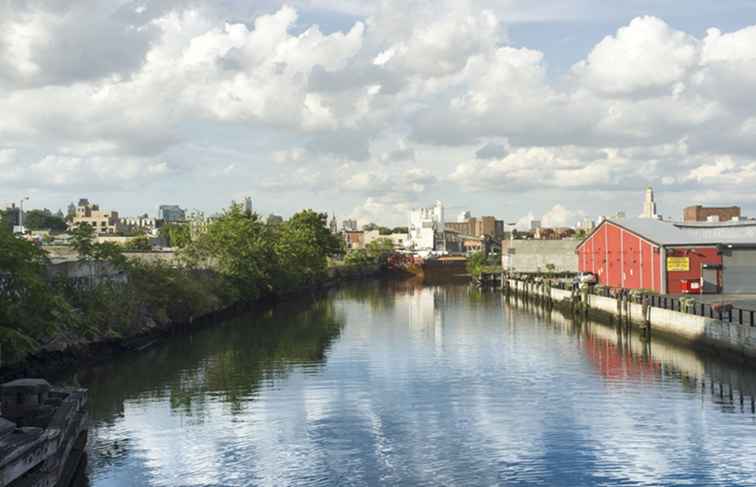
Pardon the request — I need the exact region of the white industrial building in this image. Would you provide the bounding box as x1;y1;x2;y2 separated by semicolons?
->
408;201;445;254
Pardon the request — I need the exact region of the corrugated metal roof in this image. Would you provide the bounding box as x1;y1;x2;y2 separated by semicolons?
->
609;218;756;246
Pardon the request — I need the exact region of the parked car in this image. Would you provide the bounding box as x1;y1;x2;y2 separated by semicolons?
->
573;272;597;286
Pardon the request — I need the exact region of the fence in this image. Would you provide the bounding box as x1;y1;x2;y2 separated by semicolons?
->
549;280;756;327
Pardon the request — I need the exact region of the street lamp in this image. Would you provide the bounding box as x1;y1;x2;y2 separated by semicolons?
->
19;196;29;232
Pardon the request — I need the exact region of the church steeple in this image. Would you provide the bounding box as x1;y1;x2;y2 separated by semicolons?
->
329;212;338;233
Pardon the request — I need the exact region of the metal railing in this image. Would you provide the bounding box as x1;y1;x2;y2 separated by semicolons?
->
548;280;756;327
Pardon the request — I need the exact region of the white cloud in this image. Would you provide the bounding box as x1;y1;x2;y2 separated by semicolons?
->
685;157;756;185
2;2;756;221
8;154;174;190
0;148;16;166
516;204;583;229
572;17;699;97
376;9;503;77
349;195;415;227
701;26;756;63
449;146;618;191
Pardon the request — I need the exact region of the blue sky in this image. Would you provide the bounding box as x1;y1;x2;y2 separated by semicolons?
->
2;0;756;227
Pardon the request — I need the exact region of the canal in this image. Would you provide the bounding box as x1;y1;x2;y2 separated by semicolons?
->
74;280;756;486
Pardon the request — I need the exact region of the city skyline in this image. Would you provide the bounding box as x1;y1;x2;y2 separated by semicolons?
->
1;186;750;231
2;1;756;226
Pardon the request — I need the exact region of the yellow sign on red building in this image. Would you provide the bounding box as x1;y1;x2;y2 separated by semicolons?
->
666;256;690;272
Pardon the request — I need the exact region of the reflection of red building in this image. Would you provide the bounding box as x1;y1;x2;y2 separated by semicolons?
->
577;218;756;294
582;333;660;381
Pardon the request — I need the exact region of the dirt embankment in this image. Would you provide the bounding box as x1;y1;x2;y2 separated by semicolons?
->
0;264;388;384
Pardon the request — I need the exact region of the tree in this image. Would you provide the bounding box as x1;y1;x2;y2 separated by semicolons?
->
183;204;279;301
344;248;373;266
70;223;96;258
159;223;192;248
23;209;67;232
124;236;152;251
466;251;487;278
0;227;73;357
0;209;11;233
365;238;395;265
69;223;127;267
274;210;342;289
92;242;128;269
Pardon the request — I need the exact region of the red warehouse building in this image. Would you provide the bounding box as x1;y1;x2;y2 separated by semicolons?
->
577;218;756;294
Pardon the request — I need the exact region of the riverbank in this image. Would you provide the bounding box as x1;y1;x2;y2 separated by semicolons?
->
504;278;756;364
0;263;387;384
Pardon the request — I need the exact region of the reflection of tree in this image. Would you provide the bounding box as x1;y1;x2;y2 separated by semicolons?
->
336;280;399;311
72;296;345;423
202;299;344;412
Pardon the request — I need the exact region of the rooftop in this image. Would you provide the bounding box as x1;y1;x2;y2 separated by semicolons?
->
606;218;756;246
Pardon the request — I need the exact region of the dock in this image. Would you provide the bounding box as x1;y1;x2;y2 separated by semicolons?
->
0;379;88;487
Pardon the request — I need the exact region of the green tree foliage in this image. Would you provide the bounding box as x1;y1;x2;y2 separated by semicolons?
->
344;249;373;266
0;209;11;233
274;210;341;289
70;223;129;268
160;223;192;248
365;238;395;265
92;242;128;269
466;251;487;278
183;204;279;301
23;209;67;232
70;223;96;257
0;208;20;233
0;202;376;365
343;238;395;267
183;206;343;300
124;236;153;252
0;227;73;358
363;223;399;235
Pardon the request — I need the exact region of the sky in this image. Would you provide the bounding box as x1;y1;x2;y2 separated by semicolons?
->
2;0;756;227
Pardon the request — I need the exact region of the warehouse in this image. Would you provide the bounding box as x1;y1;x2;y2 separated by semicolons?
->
576;218;756;294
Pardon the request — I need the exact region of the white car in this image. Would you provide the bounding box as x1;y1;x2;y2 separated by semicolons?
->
577;272;597;285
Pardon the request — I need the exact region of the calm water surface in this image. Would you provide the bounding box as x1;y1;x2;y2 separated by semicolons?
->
74;280;756;486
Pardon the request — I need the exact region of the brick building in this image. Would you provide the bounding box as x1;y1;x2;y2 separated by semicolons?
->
343;230;364;250
446;216;503;237
683;205;741;223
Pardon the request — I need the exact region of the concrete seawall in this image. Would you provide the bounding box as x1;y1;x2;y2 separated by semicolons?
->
506;279;756;361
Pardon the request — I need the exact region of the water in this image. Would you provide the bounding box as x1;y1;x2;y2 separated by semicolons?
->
73;280;756;486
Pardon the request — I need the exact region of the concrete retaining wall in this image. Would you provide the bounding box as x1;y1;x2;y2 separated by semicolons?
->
506;279;756;360
501;240;578;273
47;260;127;285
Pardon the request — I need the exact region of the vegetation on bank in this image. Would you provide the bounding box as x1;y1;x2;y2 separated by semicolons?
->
466;251;501;278
342;238;395;267
0;205;383;366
